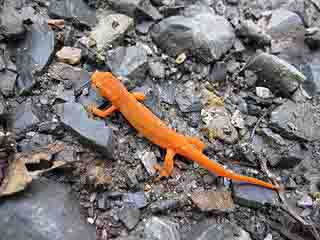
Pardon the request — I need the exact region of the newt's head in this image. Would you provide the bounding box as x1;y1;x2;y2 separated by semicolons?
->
91;71;121;102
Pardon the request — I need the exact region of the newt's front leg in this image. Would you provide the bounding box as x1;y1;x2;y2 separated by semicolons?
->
89;92;145;118
154;149;175;177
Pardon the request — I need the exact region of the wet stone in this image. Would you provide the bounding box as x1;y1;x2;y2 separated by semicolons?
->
55;102;113;157
186;222;251;240
151;5;235;63
209;61;227;83
106;43;149;86
15;21;55;95
144;217;180;240
0;5;25;39
140;151;157;176
118;207;141;230
191;191;235;212
48;0;97;28
175;82;202;113
90;13;134;52
0;178;96;240
232;184;278;209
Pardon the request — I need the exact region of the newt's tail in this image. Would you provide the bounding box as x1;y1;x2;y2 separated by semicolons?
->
180;146;279;190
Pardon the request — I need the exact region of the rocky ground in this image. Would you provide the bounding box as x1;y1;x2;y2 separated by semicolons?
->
1;0;320;239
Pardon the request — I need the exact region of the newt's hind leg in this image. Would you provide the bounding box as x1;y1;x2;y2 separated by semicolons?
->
131;92;146;101
154;149;175;178
187;136;206;152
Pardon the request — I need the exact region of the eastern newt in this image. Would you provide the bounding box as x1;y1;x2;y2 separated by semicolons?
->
88;71;279;190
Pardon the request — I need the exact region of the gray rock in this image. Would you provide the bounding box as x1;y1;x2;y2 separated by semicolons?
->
15;21;55;95
144;217;180;240
136;21;154;35
123;192;147;209
186;222;251;240
55;84;76;103
55;102;114;157
191;191;235;212
232;183;278;209
0;95;6;115
0;70;16;96
252;128;307;168
108;0;162;21
149;199;180;213
270;100;320;141
97;193;110;210
0;5;25;39
13;100;40;134
118;207;141;230
175;82;202;113
246;52;305;97
48;0;97;28
140;151;157;176
158;81;177;105
0;178;96;240
210;61;227;83
149;60;166;79
237;20;271;46
106;43;149;86
90;13;134;52
301;63;320;96
151;5;235;63
297;194;313;208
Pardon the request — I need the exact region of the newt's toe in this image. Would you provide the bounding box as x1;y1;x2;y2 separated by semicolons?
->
153;164;170;178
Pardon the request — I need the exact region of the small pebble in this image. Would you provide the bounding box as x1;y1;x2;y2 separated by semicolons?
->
87;217;95;224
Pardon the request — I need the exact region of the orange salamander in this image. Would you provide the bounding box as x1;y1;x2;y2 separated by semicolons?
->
88;71;279;191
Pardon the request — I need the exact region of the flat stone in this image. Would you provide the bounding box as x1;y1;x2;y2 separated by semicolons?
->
118;207;141;230
149;60;165;79
55;102;113;157
191;191;235;212
48;0;97;28
270;100;320;141
56;47;82;65
13;100;40;134
149;199;180;213
237;20;271;46
246;52;305;97
144;217;180;240
140;151;157;176
209;61;227;83
158;80;177;105
136;21;154;35
15;21;55;95
0;178;96;240
175;82;202;113
151;5;235;63
252;128;308;168
0;5;25;39
90;13;134;52
232;183;278;209
86;166;112;189
0;70;16;96
106;43;148;86
122;192;147;209
186;222;251;240
108;0;162;21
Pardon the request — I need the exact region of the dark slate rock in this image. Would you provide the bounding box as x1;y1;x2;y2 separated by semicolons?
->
270;100;320;141
246;52;305;97
209;61;227;83
144;217;180;240
0;94;6;115
175;83;202;113
48;0;97;28
151;5;235;63
106;43;149;87
158;81;177;105
118;207;141;230
0;5;25;39
186;222;251;240
122;192;147;209
55;102;114;157
301;63;320;96
15;21;55;95
136;21;154;35
0;178;96;240
252;128;308;168
13;100;40;134
108;0;162;21
0;70;16;96
232;183;278;209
